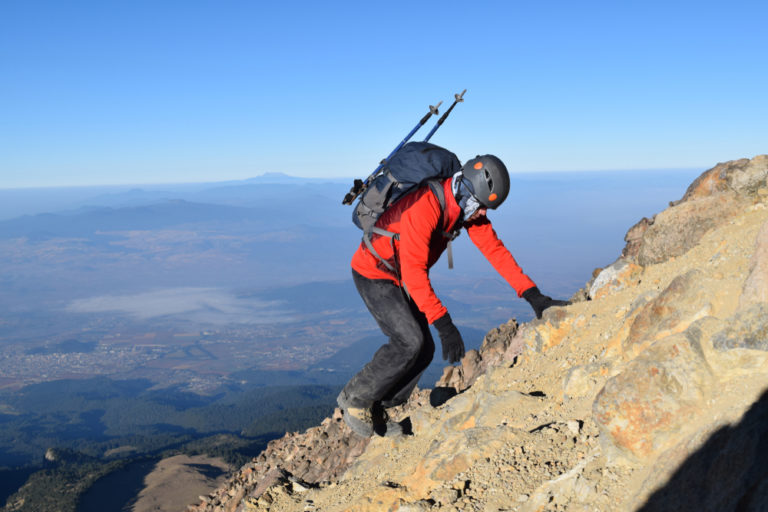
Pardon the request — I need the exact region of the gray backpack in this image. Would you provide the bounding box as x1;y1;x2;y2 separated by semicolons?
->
352;141;462;274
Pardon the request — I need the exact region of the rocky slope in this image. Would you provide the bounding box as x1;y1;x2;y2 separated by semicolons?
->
188;154;768;512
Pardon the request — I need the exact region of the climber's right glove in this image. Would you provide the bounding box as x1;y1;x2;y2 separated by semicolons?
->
433;313;465;364
522;286;570;319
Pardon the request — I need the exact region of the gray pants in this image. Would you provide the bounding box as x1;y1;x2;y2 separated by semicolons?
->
339;270;436;409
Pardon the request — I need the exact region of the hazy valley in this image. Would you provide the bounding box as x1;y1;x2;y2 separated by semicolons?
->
0;169;700;510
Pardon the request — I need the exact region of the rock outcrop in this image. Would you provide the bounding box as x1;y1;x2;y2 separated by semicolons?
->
188;154;768;512
621;154;768;266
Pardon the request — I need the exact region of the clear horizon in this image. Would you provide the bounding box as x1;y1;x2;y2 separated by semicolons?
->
0;165;707;191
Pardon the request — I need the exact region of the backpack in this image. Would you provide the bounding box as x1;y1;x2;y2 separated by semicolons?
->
352;141;463;274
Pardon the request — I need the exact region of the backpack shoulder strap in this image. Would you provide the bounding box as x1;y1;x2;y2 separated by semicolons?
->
363;179;458;275
428;179;461;238
428;179;461;269
427;179;446;210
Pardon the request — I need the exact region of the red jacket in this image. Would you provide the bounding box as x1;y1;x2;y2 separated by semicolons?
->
351;178;536;323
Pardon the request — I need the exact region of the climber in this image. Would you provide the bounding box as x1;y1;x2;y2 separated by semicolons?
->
337;150;569;437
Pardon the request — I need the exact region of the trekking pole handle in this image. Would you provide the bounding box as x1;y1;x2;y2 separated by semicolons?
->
342;179;365;205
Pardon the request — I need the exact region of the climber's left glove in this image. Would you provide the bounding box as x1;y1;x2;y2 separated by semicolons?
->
522;286;570;319
433;313;466;364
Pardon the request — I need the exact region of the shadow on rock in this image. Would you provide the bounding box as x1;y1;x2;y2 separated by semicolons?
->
638;387;768;512
429;386;458;407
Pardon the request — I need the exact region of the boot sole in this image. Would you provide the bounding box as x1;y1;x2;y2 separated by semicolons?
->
337;393;374;437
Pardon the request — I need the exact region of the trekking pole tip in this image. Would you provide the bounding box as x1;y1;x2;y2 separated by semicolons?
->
429;101;443;116
455;89;467;102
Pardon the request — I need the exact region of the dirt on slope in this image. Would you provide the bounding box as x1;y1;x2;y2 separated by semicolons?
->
133;455;229;512
189;154;768;512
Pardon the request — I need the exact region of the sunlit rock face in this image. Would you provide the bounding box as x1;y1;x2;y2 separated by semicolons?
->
188;155;768;512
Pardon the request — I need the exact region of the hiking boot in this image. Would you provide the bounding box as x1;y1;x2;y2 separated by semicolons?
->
371;402;405;438
337;393;374;437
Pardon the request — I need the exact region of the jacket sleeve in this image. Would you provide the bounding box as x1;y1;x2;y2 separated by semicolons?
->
398;193;448;324
466;217;537;296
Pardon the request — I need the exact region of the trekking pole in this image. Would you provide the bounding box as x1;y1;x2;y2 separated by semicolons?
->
423;89;466;142
342;100;443;205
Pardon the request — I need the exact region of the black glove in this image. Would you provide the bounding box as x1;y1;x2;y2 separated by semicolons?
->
522;286;570;319
433;313;465;364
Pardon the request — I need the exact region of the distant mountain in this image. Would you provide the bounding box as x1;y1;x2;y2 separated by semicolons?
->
238;172;322;184
0;179;354;240
0;201;267;240
0;175;351;221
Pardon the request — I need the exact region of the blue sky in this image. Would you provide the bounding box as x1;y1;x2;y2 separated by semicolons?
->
1;0;766;188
